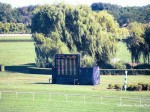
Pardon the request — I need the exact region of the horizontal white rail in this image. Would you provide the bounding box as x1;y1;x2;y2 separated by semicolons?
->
0;91;150;102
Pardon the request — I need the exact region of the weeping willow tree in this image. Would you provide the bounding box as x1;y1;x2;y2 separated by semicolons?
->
144;25;150;63
31;4;124;68
126;22;150;64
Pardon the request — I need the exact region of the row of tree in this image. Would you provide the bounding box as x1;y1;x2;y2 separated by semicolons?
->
31;4;129;68
0;2;35;33
0;2;36;24
32;4;150;68
0;22;30;34
0;2;150;33
91;3;150;26
91;3;150;65
0;2;149;67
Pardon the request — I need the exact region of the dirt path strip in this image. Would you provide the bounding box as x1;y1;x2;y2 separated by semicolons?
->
0;34;31;37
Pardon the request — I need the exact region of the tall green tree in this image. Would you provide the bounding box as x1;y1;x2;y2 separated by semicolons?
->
0;2;14;22
0;22;29;34
126;22;144;63
143;24;150;63
91;3;150;26
126;22;150;64
31;4;122;68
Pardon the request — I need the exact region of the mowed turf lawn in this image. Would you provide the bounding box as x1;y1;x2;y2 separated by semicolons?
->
116;42;131;63
0;36;150;112
0;36;35;65
0;72;150;112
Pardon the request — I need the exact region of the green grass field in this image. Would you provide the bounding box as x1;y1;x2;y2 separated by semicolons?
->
0;36;150;112
0;72;150;112
0;36;35;66
116;42;131;63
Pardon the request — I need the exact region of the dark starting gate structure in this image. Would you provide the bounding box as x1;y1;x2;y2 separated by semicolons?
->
52;54;100;85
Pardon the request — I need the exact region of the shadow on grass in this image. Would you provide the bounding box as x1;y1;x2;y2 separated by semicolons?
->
5;63;35;74
32;82;77;85
32;82;52;85
5;63;52;75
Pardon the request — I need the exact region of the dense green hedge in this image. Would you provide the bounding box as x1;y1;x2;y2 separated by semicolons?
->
100;69;150;75
0;22;30;34
133;64;150;69
108;83;150;91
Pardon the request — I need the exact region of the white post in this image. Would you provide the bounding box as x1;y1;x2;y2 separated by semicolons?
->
33;92;34;101
65;94;67;102
120;97;122;106
124;70;128;91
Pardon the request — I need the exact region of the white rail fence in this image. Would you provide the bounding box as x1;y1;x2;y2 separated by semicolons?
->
0;91;150;107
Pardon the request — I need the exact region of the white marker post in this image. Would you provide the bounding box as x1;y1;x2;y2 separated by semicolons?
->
124;70;128;91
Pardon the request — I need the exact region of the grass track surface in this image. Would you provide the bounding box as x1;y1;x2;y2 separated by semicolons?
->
0;36;35;66
0;72;150;112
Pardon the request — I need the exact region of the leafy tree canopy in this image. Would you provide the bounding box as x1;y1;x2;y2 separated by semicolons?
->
31;4;124;68
91;2;150;26
126;22;150;64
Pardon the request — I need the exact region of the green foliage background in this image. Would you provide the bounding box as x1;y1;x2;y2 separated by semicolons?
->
31;4;126;67
0;2;150;68
91;3;150;26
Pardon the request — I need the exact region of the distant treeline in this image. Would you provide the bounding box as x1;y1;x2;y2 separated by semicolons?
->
0;22;30;34
0;2;150;34
0;2;35;24
0;2;36;33
91;3;150;26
